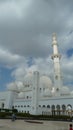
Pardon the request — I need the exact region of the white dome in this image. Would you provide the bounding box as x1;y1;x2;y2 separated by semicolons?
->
7;82;18;91
24;72;33;85
15;81;24;91
40;76;52;90
71;91;73;95
18;92;25;98
61;86;70;95
43;89;52;97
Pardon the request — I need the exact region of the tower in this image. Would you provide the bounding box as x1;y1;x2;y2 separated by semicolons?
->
51;33;62;93
31;71;39;115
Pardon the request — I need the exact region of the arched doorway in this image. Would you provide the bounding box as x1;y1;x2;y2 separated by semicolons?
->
2;103;4;109
62;104;66;115
67;104;72;116
47;105;50;115
51;105;55;115
56;105;60;115
47;105;50;108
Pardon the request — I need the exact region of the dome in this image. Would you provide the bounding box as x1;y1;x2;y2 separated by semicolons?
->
7;82;18;91
18;92;25;98
24;72;33;85
40;76;52;90
15;81;24;91
61;86;70;95
43;89;52;97
70;91;73;95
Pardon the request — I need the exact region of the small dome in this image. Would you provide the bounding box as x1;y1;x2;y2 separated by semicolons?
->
15;81;24;91
40;76;52;90
7;82;18;91
43;89;52;97
24;72;33;85
61;86;70;95
70;91;73;95
18;92;25;98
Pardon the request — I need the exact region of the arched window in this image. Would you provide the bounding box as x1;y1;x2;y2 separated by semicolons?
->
47;105;50;108
51;105;55;110
51;105;55;116
67;104;72;108
62;104;66;111
67;104;72;112
12;106;14;109
56;105;60;110
27;96;29;99
27;105;30;107
56;105;60;115
43;105;45;107
24;105;26;107
39;105;41;107
43;88;45;91
40;88;42;92
2;103;4;109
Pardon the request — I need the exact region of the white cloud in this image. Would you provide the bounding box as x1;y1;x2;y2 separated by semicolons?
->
61;54;73;86
11;65;27;81
0;47;25;67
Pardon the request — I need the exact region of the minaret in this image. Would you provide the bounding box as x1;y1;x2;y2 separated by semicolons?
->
31;71;39;115
51;33;62;93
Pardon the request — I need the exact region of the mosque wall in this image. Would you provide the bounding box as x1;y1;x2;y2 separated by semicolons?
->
0;34;73;115
0;91;7;109
12;96;73;114
0;89;73;115
13;99;31;113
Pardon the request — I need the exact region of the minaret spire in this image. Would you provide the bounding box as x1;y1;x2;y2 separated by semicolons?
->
51;33;62;94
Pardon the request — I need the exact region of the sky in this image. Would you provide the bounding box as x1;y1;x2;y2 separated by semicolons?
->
0;0;73;91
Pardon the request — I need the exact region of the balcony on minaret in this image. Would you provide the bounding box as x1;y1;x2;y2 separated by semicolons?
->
51;54;61;60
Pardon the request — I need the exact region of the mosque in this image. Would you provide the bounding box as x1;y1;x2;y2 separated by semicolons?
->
0;34;73;115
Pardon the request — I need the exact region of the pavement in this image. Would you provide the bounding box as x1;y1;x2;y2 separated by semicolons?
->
0;119;71;130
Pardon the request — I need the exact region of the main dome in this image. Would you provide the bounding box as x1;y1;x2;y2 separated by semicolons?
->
40;75;52;90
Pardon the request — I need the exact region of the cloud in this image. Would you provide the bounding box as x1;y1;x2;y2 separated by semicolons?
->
0;0;33;22
1;0;73;57
0;47;25;67
61;54;73;86
0;0;73;89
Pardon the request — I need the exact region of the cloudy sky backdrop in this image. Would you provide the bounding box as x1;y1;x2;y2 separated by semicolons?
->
0;0;73;91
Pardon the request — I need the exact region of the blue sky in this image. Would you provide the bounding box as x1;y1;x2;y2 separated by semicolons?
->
67;49;73;57
0;0;73;91
0;67;14;91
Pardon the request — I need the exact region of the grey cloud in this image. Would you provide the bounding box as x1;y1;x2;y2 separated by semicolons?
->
0;0;73;58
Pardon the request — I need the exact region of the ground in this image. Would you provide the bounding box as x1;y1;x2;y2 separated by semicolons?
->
0;119;71;130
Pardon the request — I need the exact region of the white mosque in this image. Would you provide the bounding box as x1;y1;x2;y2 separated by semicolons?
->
0;33;73;115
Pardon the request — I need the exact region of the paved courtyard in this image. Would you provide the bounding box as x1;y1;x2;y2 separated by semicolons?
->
0;119;71;130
